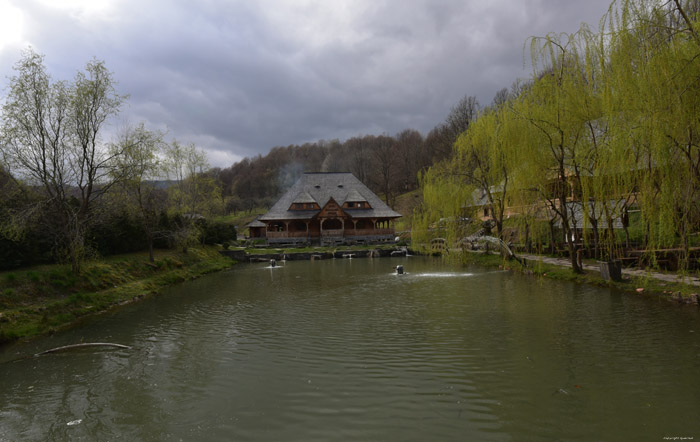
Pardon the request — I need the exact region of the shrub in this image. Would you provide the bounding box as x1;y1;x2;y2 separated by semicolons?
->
201;221;237;245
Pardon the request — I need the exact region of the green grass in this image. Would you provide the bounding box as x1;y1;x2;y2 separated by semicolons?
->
453;250;700;301
0;246;235;344
213;209;268;237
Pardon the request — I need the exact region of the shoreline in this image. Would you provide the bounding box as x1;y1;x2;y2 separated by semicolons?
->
0;245;414;346
3;245;697;347
0;247;236;346
220;246;416;262
455;250;700;306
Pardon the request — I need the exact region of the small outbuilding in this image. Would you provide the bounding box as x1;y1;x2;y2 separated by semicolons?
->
245;217;267;238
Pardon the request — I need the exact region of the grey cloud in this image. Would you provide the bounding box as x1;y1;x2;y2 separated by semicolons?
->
1;0;615;166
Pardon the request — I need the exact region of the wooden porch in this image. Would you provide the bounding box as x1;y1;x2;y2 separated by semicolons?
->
267;228;394;239
266;228;396;245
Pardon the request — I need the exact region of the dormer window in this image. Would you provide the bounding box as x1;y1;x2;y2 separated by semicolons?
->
290;202;320;210
343;201;370;209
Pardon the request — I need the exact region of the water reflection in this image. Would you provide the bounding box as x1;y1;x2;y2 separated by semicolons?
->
1;257;699;441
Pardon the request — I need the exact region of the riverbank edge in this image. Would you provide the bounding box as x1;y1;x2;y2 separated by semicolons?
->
0;247;236;346
457;251;700;305
220;246;416;262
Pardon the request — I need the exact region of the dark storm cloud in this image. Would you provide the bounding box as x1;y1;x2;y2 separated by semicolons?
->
1;0;614;167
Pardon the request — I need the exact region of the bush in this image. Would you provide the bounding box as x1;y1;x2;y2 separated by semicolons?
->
0;228;53;270
88;212;147;256
201;221;237;245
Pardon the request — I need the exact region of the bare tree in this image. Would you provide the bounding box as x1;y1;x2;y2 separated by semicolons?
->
491;88;510;108
445;95;480;140
345;136;373;184
0;49;125;272
372;135;398;206
426;95;481;162
395;128;424;191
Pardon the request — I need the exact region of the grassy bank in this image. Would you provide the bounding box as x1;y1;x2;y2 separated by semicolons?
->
454;251;700;302
0;247;235;344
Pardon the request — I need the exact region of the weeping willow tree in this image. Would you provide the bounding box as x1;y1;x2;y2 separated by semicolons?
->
415;0;700;273
453;105;515;241
413;104;514;254
603;0;700;269
505;29;606;273
412;163;472;252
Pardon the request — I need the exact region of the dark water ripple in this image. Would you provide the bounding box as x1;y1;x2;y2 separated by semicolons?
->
1;258;699;441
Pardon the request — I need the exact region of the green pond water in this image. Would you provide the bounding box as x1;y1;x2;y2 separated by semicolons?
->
1;257;699;441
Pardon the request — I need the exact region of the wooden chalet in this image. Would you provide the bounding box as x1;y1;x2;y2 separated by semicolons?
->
258;172;401;246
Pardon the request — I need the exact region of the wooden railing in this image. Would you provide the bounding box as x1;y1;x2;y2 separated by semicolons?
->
266;231;308;238
346;228;394;236
267;229;394;238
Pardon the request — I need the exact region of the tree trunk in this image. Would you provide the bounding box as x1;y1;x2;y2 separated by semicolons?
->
147;231;154;263
680;225;689;272
495;219;503;241
590;221;600;260
524;223;531;253
567;235;584;274
549;220;556;255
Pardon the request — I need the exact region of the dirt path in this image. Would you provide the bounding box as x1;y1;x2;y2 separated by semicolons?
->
518;253;700;287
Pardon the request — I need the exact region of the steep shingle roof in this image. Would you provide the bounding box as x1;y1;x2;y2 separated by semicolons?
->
259;172;402;221
245;218;266;228
345;189;367;202
292;191;317;204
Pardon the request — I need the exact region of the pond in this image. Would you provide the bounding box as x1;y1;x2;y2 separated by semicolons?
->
1;257;699;441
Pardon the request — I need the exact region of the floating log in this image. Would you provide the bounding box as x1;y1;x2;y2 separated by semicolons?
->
35;343;131;356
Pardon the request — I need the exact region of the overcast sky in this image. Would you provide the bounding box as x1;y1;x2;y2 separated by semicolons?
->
0;0;614;168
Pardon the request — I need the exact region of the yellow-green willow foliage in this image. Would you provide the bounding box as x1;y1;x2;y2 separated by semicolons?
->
412;164;472;251
453;105;515;240
505;29;603;273
415;0;700;271
603;0;700;266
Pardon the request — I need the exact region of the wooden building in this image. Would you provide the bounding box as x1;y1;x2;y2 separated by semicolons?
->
245;217;267;238
258;172;401;246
